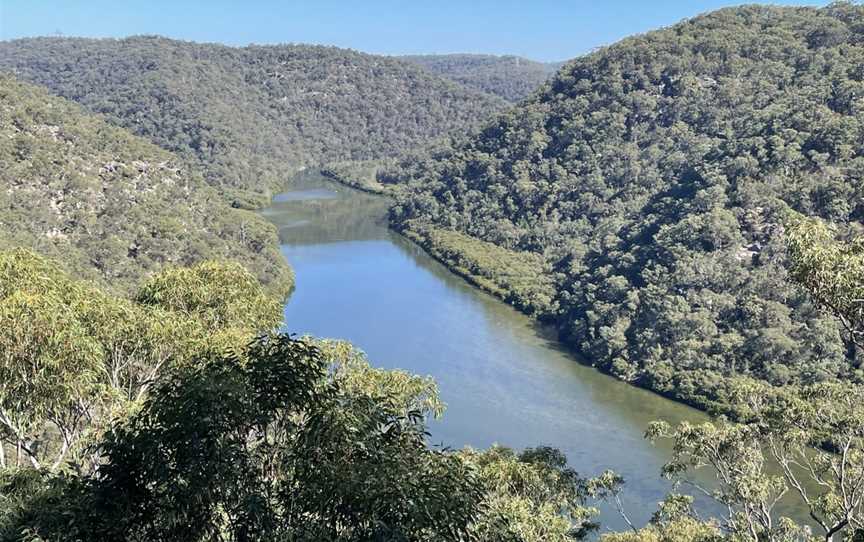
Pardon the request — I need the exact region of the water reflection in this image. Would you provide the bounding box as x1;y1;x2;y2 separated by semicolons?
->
261;189;390;244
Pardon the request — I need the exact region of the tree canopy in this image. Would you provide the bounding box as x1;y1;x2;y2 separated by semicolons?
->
0;331;599;542
0;250;601;542
0;249;283;473
4;4;864;540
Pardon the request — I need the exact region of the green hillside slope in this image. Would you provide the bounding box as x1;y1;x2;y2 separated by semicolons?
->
0;36;507;205
0;74;292;295
401;53;557;102
389;3;864;408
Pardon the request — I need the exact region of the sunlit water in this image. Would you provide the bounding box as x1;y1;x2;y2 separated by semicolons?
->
259;172;807;532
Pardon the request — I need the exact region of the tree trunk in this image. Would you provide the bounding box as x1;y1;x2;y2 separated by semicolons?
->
844;336;861;369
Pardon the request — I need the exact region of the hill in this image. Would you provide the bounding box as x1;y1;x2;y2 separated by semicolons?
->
401;53;557;102
0;36;507;206
0;74;292;295
389;3;864;409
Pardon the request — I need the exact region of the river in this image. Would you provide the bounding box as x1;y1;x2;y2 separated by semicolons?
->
259;172;729;531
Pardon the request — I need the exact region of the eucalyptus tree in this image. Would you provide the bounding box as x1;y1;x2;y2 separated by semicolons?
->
646;419;804;542
135;260;284;332
0;250;285;474
466;445;598;541
646;381;864;542
0;288;104;471
0;335;481;541
786;215;864;369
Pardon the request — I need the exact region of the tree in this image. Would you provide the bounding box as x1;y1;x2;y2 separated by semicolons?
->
600;495;723;542
0;74;292;297
1;331;603;542
645;419;803;542
0;289;104;471
647;378;864;542
0;250;284;474
1;335;483;541
786;215;864;368
635;214;864;542
466;445;597;541
135;260;284;332
386;3;864;412
734;381;864;542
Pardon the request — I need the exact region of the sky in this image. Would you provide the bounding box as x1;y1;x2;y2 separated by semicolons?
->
0;0;830;62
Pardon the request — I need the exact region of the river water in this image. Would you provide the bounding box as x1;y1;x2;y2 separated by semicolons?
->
259;172;727;531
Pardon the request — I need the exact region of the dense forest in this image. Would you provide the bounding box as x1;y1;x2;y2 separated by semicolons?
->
4;3;864;541
389;3;864;410
401;54;559;102
0;74;291;295
0;37;507;206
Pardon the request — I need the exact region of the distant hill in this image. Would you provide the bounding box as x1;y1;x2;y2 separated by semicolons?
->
389;3;864;409
0;74;292;295
0;37;507;206
400;54;558;102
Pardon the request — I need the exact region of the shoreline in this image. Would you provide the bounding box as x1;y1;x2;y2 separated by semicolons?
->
314;168;734;419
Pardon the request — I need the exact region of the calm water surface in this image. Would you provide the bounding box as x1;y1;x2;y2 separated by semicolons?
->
259;173;733;531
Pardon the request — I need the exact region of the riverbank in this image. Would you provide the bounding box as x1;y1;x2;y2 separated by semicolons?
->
399;220;751;415
320;162;391;195
259;173;827;530
318;169;765;420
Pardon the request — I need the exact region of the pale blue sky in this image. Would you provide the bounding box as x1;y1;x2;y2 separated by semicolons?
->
0;0;829;62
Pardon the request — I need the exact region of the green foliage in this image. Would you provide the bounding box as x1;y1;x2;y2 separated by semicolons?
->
601;495;722;542
0;288;104;471
732;380;864;541
600;517;723;542
0;468;90;542
0;74;292;296
0;271;597;540
402;54;558;102
0;36;506;202
648;379;864;542
787;215;864;368
464;445;597;541
389;3;864;407
403;222;557;316
0;249;282;473
321;160;393;195
0;335;480;541
647;420;793;541
136;260;283;332
318;338;446;419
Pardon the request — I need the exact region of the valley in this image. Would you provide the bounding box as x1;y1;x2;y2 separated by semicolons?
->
2;3;863;541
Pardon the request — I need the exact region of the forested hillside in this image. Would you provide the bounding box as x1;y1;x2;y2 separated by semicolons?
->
6;4;864;541
389;3;864;409
0;75;291;294
401;54;558;102
0;37;507;206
